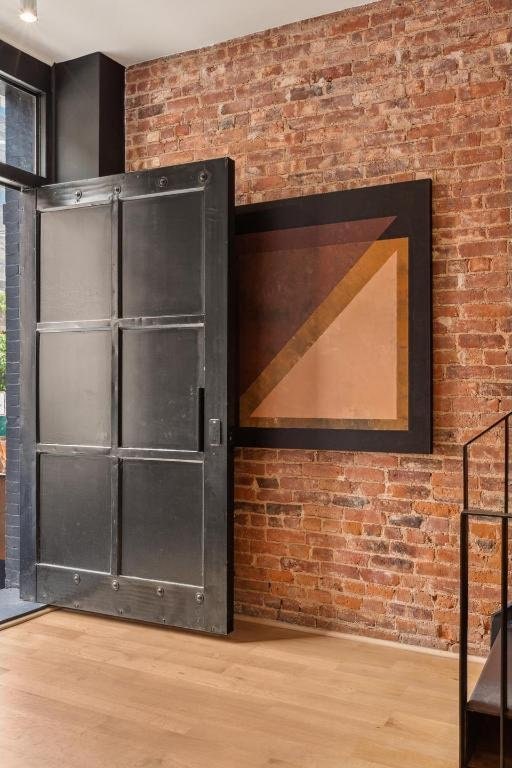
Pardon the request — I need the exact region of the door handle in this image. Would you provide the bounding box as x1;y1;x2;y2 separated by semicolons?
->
208;418;222;447
197;387;204;451
197;388;221;447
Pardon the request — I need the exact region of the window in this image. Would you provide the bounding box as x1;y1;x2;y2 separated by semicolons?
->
0;78;37;175
0;40;51;187
0;40;50;597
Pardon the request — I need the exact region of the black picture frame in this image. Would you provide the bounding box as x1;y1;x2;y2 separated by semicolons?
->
235;179;432;454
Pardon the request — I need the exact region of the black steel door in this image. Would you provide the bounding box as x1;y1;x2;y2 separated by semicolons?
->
20;159;235;634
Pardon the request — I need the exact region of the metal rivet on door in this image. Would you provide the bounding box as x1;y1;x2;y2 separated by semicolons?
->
156;586;164;597
73;573;80;584
198;170;209;184
158;176;168;188
195;591;204;604
112;580;120;591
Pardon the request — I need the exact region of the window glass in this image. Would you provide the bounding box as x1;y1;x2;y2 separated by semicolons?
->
0;79;37;174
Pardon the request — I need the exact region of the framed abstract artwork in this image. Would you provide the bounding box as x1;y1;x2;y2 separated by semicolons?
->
235;179;432;453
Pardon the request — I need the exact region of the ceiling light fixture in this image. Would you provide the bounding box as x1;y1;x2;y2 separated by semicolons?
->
19;0;38;23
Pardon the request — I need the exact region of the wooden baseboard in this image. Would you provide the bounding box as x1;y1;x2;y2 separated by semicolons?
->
236;614;485;664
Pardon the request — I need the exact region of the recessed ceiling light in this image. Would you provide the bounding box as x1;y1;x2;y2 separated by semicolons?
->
19;0;38;23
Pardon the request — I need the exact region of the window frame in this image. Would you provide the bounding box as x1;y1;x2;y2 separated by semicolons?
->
0;40;52;189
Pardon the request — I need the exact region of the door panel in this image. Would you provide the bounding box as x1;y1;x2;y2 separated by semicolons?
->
39;454;111;572
120;460;203;584
122;192;204;318
38;330;111;446
21;159;235;634
120;327;202;451
39;205;112;322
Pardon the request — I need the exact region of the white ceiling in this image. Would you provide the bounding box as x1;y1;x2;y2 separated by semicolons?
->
0;0;370;67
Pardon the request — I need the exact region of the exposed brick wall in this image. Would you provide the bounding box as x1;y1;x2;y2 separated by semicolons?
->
126;0;512;651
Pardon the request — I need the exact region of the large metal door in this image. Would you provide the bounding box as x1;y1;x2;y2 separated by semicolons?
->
19;159;235;634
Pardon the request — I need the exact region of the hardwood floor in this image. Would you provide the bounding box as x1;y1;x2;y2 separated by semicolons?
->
0;610;482;768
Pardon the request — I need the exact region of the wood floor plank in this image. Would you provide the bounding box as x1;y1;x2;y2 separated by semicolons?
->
0;610;482;768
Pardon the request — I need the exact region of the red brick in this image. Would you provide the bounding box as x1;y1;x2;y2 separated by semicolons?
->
127;0;509;654
459;80;506;100
413;89;457;108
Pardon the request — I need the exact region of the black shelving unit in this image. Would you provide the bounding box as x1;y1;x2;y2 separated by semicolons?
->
460;412;512;768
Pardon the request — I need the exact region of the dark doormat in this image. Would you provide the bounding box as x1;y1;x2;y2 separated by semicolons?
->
0;588;45;624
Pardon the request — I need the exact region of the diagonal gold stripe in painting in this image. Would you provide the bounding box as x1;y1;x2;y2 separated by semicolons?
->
240;238;407;426
242;416;409;430
396;239;409;425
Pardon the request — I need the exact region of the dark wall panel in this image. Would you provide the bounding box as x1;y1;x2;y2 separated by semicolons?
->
0;40;51;93
53;54;100;183
53;52;125;182
98;54;125;178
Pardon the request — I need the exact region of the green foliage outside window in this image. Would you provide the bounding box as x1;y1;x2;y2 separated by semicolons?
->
0;331;5;392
